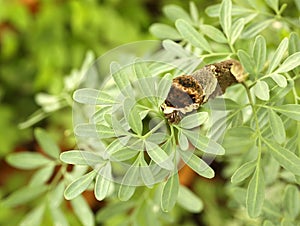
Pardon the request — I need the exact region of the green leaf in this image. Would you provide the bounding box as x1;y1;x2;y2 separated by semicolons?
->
263;220;275;226
71;195;95;226
60;150;105;166
268;109;286;144
264;139;300;175
34;128;60;159
205;4;221;17
179;149;215;178
246;165;265;218
265;0;279;12
19;204;45;226
3;185;48;207
219;0;232;38
289;32;300;55
280;218;294;226
149;23;181;40
230;18;244;44
177;185;203;213
145;142;174;170
49;181;65;208
156;73;172;103
163;4;192;23
118;164;139;201
272;104;300;121
183;130;225;155
6;152;52;170
252;35;267;73
96;201;134;223
231;161;256;184
64;170;97;200
29;164;55;187
223;127;255;154
161;172;179;212
162;40;190;57
267;38;289;73
139;158;155;188
199;24;227;43
94;164;112;201
275;52;300;73
49;206;69;226
270;73;287;87
75;123;117;139
147;132;168;144
178;112;208;129
242;20;272;39
175;19;212;53
73;88;116;105
123;98;143;135
208;98;241;111
270;78;294;101
178;130;189;151
189;2;199;23
283;185;300;219
110;61;131;96
237;50;255;75
252;80;270;101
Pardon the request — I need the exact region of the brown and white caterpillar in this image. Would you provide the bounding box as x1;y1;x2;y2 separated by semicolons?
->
161;59;246;123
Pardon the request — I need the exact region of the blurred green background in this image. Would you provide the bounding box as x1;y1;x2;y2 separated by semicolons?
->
0;0;211;157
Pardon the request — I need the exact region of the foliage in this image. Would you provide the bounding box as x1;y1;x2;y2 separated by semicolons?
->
0;0;152;157
2;0;300;225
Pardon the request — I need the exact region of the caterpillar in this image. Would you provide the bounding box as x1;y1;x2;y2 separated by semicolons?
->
161;59;246;123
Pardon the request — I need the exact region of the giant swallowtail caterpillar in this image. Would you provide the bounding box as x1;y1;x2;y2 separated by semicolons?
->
161;59;246;123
